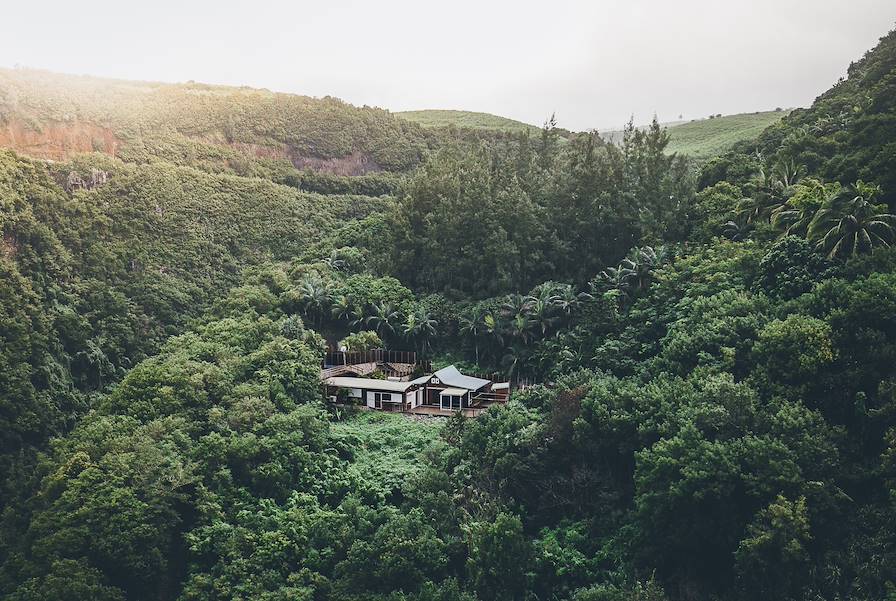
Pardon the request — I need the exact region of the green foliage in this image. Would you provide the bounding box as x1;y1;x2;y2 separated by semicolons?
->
330;412;443;502
663;110;789;160
734;495;812;600
466;512;531;601
339;330;383;352
396;109;546;135
711;28;896;205
0;68;437;173
395;119;695;297
753;315;835;382
4;25;896;601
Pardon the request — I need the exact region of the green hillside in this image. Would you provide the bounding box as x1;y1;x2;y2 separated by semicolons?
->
396;109;543;134
664;110;789;159
600;110;789;160
0;68;443;176
3;22;896;601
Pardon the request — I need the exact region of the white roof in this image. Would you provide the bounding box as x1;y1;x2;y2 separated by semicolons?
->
492;382;510;390
325;376;416;392
439;387;468;396
431;366;491;391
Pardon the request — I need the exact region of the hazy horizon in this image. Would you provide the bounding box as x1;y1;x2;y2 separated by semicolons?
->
3;0;895;131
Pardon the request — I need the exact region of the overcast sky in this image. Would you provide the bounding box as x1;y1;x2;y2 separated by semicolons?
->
3;1;895;130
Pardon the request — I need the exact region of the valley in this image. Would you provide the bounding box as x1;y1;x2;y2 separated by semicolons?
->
1;23;896;601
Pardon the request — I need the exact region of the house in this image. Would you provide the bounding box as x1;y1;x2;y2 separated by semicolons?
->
324;365;508;416
325;376;423;411
412;365;492;411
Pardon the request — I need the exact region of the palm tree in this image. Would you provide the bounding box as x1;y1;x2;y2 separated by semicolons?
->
501;293;534;319
403;308;437;355
551;284;581;317
508;311;536;344
599;265;635;296
298;277;331;325
771;178;841;238
365;302;401;340
528;295;559;337
625;246;666;292
330;294;354;322
722;219;749;241
459;307;488;363
735;193;782;226
770;156;805;189
321;250;347;271
807;182;896;259
501;344;526;383
348;307;367;331
483;313;504;350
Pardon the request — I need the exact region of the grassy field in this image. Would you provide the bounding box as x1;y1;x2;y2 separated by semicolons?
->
330;411;445;499
396;109;543;135
400;108;788;161
663;110;789;160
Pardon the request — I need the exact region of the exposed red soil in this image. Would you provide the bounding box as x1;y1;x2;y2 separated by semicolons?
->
0;119;381;176
0;119;121;161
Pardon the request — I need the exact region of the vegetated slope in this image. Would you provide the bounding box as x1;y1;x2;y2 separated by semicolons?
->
4;24;896;601
0;147;391;457
330;411;444;496
600;110;788;160
396;109;544;135
664;110;789;159
0;68;438;174
754;27;896;203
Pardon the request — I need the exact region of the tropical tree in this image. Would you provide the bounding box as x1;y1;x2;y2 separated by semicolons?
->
501;294;534;319
551;284;581;317
771;178;841;237
484;313;504;350
339;330;383;352
403;308;437;355
598;265;635;297
807;181;896;259
735;192;783;226
500;345;527;383
330;294;355;322
321;249;347;271
626;246;667;292
365;302;402;340
459;307;488;364
528;295;559;337
722;219;749;241
508;312;536;344
298;276;331;325
769;155;805;189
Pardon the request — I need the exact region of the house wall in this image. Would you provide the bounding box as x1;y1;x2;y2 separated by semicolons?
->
363;388;415;409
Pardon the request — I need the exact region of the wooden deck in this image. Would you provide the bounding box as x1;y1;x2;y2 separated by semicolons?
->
404;405;489;418
331;403;492;418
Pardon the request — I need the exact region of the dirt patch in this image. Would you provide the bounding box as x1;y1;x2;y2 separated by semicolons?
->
229;141;382;176
2;233;18;259
0;119;121;161
288;150;382;176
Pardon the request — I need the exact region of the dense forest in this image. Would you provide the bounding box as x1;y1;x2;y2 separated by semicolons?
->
1;25;896;601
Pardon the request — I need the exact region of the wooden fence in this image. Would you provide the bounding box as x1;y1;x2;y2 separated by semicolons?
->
324;349;431;371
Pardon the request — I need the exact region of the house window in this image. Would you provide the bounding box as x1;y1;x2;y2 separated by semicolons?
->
374;392;392;407
440;394;463;410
